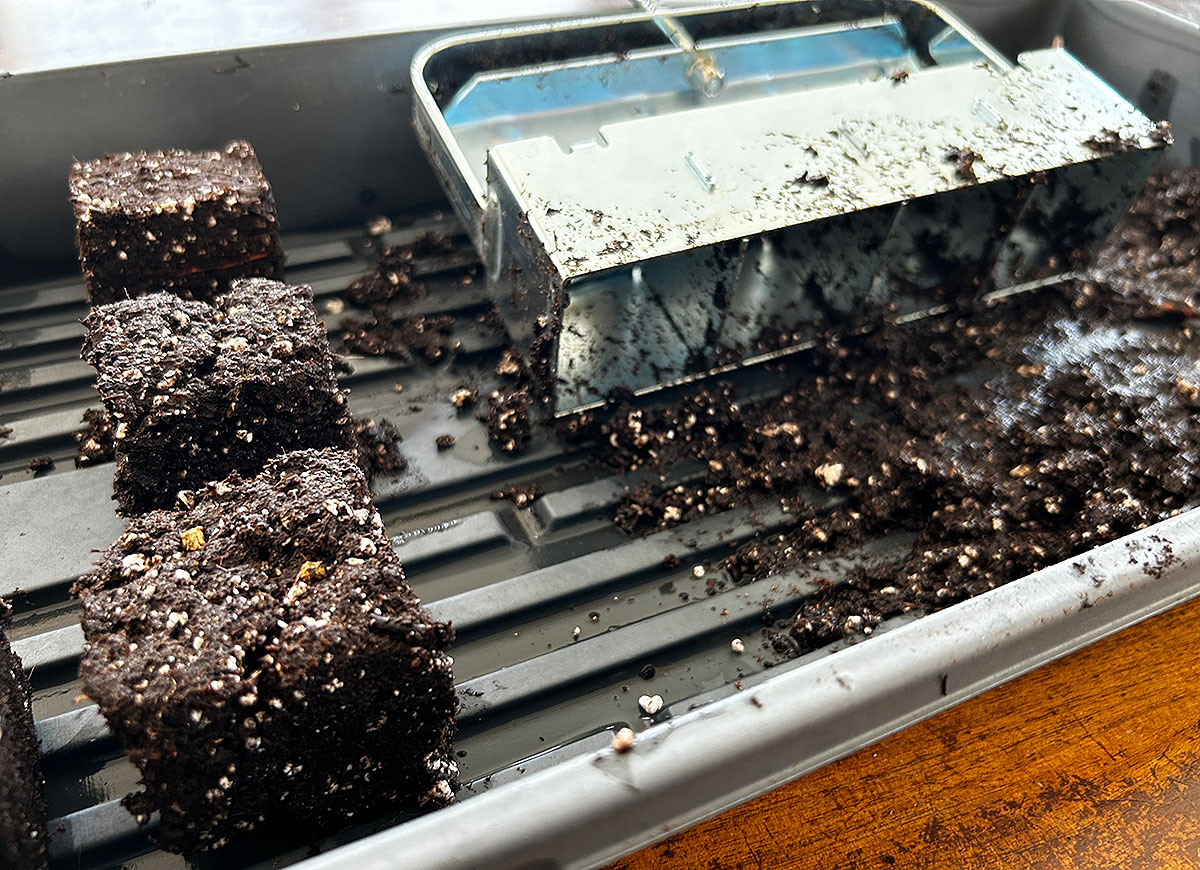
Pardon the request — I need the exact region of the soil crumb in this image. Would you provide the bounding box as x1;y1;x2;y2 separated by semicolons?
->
491;483;544;508
28;456;54;476
341;309;457;363
352;416;407;478
485;388;532;455
343;232;457;307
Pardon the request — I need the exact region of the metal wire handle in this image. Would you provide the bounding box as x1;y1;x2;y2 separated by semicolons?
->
631;0;726;97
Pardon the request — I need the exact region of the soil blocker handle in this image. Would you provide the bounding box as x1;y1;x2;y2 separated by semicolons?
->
631;0;726;97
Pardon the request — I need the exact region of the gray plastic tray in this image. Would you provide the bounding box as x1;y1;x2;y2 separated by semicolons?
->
1;2;1197;868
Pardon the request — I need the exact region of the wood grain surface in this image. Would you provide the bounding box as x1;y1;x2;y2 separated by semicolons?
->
610;595;1200;870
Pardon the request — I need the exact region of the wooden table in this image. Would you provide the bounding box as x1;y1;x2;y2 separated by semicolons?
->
611;595;1200;870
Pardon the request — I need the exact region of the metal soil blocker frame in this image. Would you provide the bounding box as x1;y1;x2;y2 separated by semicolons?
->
412;0;1166;416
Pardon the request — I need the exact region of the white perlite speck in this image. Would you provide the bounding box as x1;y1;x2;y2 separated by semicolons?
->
692;564;705;577
638;694;664;716
814;461;844;487
121;553;148;574
730;638;745;654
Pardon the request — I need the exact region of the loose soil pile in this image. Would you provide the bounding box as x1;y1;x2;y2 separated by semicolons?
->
573;169;1200;654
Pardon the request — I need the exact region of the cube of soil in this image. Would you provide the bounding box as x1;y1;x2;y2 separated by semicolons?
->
73;449;457;853
82;278;354;515
0;600;49;870
70;141;284;305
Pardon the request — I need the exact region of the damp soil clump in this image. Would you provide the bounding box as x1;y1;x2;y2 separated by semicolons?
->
27;457;54;477
352;416;407;478
571;169;1200;657
340;308;458;363
491;482;544;507
343;232;458;307
484;388;533;454
0;598;50;870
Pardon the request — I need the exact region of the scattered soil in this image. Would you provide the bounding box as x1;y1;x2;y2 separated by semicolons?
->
435;435;456;451
476;307;507;337
450;387;478;410
484;389;532;455
352;417;407;478
497;347;526;379
343;232;457;307
1085;129;1142;154
75;408;116;467
28;456;54;476
341;306;408;359
491;483;544;508
574;169;1200;656
946;147;980;183
340;309;457;363
400;315;458;363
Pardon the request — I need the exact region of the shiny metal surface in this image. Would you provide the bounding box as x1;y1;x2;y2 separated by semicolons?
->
413;0;1165;415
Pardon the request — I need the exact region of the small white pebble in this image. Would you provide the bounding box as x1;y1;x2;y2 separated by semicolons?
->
366;215;392;236
692;565;705;578
638;694;664;716
730;638;745;654
611;727;636;753
572;626;581;640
